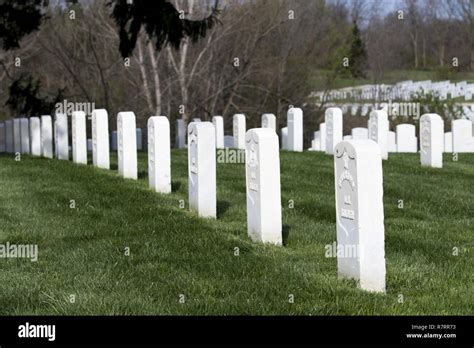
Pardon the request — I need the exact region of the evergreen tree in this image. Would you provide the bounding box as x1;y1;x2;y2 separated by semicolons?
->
348;20;367;78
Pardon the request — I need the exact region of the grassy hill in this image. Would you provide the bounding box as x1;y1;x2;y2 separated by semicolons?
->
0;150;472;315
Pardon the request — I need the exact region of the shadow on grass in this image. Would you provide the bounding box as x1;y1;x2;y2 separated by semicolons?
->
217;200;231;218
172;181;182;192
283;224;291;246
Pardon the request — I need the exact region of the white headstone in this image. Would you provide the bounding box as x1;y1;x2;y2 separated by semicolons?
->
212;116;224;149
245;128;282;245
148;116;171;194
351;127;369;140
233;114;246;149
388;131;397;153
368;110;389;160
117;112;138;179
452;119;474;153
312;131;321;151
92;109;110;169
396;124;417;153
29;117;41;156
319;123;326;152
41;116;53;158
72;111;87;164
20;118;30;154
420;114;444;168
54;113;69;160
13;119;21;154
0;122;5;153
5;120;14;154
188;122;216;218
262;113;276;132
176;119;186;149
325;107;343;155
111;131;118;151
334;140;386;293
287;108;303;152
343;135;353;140
87;139;92;152
136;128;143;150
192;118;202;122
444;132;452;153
281;127;288;150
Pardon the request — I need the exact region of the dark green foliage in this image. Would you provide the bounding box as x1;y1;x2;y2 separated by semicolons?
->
109;0;220;58
348;20;367;78
6;73;64;116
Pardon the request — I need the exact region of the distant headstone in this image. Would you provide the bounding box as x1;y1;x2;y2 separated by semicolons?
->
136;128;143;150
325;107;343;155
111;131;118;151
117;112;138;179
420;113;444;168
55;113;68;160
444;132;452;153
452;119;474;153
224;135;234;148
312;131;321;151
72;111;87;164
245;128;282;245
41;116;53;158
343;135;353;140
87;139;92;152
20;118;30;154
13;119;21;154
5;120;14;154
319;123;326;152
233;114;246;149
148;116;171;194
30;117;41;156
192;118;202;122
262;113;276;132
368;110;389;160
334;140;386;293
0;122;5;153
281;127;288;150
351;127;369;140
188;122;216;218
396;124;417;153
92;109;110;169
212;116;224;149
287;108;303;152
388;131;397;153
175;119;186;149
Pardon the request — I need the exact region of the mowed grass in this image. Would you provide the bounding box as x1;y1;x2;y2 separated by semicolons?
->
0;150;472;315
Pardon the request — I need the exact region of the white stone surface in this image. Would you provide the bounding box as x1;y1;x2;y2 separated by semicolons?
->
20;118;30;154
41;116;53;158
312;131;321;151
245;128;282;245
224;135;234;148
54;113;69;160
13;119;21;154
148;116;171;194
452;119;474;153
444;132;452;153
92;109;110;169
111;131;118;151
420;113;444;168
325;107;343;155
72;111;87;164
233;114;246;149
287;108;303;152
0;122;5;153
319;123;326;152
5;120;14;153
212;116;224;149
281;127;288;150
188;122;216;218
262;113;276;132
343;135;353;140
334;140;386;293
29;117;41;156
136;128;143;150
388;131;397;153
176;119;186;149
117;112;138;179
368;110;389;160
351;127;369;140
396;124;418;153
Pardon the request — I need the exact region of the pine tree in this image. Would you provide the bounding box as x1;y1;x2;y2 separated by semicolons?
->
348;20;368;79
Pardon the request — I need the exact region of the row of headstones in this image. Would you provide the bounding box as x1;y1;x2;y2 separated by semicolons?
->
0;108;385;294
0;117;144;155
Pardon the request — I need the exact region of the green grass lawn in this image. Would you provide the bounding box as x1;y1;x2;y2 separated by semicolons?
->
0;150;472;315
